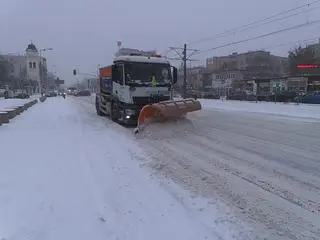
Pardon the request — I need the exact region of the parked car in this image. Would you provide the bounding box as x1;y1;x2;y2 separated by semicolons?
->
298;91;320;104
13;93;30;99
3;90;14;99
46;91;58;97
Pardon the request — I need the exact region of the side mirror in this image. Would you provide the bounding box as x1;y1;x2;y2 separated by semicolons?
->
73;69;77;75
172;66;177;84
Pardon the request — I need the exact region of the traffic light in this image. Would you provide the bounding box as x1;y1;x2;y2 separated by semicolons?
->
73;69;77;75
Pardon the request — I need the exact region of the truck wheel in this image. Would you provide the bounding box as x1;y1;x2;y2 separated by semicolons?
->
95;98;104;116
97;108;104;116
110;102;118;122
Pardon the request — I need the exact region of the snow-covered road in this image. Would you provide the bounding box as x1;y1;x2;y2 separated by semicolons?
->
1;96;319;240
0;97;236;240
73;96;320;239
138;100;320;240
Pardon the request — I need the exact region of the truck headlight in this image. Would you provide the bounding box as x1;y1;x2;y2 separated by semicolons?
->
125;109;136;115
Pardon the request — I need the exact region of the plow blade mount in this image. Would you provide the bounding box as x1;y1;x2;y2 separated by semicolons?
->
134;98;201;134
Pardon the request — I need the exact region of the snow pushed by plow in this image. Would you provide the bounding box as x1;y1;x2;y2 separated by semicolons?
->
136;117;196;140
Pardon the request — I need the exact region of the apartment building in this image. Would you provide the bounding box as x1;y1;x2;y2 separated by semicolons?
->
206;50;288;76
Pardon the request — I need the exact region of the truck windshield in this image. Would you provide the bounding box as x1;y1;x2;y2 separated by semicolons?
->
124;62;172;86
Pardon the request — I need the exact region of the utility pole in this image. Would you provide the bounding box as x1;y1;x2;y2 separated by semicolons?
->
183;44;187;99
167;44;199;98
39;48;53;94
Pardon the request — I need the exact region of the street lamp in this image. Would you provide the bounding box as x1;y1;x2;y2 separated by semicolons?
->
39;48;53;94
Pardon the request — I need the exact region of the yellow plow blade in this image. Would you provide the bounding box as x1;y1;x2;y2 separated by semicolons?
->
134;98;201;134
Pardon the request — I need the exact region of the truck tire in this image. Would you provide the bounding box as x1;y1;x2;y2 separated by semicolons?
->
110;101;119;122
95;98;104;116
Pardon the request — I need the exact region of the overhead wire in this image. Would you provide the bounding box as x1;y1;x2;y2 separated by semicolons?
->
196;19;320;54
161;1;320;57
187;0;320;46
260;37;320;51
161;0;320;67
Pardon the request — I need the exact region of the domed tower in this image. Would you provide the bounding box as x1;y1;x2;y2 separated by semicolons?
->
26;43;38;55
25;43;41;93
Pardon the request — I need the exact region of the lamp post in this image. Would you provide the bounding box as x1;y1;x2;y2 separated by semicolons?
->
39;48;53;94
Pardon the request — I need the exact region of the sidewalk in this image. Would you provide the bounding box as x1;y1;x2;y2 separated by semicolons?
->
0;95;40;110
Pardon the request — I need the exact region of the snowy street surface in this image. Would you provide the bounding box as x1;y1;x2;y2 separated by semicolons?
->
0;96;319;240
0;97;236;240
138;99;320;240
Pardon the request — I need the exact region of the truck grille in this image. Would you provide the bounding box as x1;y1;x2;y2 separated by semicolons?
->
133;96;170;106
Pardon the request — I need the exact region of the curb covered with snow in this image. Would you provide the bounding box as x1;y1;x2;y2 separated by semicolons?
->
0;99;38;126
199;99;320;120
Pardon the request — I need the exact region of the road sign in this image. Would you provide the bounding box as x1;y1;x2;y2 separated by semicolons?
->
55;79;65;85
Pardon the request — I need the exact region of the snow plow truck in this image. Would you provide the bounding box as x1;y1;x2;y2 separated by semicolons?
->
95;48;202;134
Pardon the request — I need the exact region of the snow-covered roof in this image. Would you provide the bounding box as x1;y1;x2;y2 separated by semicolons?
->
114;55;170;64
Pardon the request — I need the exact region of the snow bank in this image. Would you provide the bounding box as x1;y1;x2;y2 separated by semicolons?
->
137;118;196;140
200;99;320;120
0;96;39;110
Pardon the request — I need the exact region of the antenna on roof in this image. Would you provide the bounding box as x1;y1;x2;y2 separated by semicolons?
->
117;41;122;50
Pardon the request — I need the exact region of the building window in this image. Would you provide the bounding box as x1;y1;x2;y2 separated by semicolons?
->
29;62;32;69
33;62;36;68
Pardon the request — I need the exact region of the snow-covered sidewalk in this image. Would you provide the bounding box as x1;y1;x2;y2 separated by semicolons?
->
200;99;320;120
0;96;39;110
0;97;222;240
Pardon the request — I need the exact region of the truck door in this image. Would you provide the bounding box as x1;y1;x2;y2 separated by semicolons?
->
113;64;125;102
118;64;126;102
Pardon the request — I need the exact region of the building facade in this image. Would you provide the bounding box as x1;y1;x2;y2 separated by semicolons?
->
206;50;288;76
0;54;26;80
0;43;49;93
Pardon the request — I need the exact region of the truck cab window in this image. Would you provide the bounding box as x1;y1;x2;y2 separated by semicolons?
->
114;64;124;85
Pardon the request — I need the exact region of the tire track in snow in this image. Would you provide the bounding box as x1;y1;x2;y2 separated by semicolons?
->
137;109;320;240
182;134;320;213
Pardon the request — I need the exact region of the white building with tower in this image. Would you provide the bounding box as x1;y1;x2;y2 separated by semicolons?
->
25;43;47;93
0;43;51;93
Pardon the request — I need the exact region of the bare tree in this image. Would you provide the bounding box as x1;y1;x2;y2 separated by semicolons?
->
288;46;316;75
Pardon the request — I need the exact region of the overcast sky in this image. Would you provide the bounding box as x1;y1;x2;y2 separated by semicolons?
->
1;0;320;86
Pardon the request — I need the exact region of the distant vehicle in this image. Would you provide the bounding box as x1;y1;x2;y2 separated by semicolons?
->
4;90;14;99
46;91;58;97
13;93;30;99
297;91;320;104
67;87;78;95
75;90;91;96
